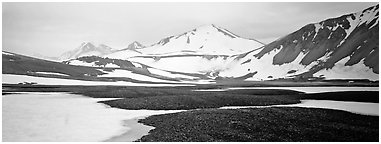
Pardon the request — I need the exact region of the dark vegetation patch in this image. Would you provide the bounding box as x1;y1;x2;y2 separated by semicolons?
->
287;70;297;74
241;59;251;65
101;93;300;110
68;56;135;68
299;91;379;103
137;107;379;142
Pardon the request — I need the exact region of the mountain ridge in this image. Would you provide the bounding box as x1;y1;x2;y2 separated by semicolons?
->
14;5;379;82
59;42;117;60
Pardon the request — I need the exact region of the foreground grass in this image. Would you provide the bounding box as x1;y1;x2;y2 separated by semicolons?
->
299;91;379;103
101;93;300;110
137;107;379;142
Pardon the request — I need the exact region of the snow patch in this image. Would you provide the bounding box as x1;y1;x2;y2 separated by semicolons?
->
327;32;333;39
129;56;236;75
314;57;378;80
2;51;14;56
104;63;120;68
312;23;323;40
147;68;197;79
35;72;69;76
3;92;185;142
219;47;314;81
131;62;143;68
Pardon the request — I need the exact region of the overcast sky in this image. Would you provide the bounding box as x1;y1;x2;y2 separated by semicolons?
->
2;2;378;57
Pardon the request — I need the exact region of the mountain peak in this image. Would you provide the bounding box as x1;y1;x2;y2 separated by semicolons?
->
80;41;94;46
125;41;144;50
78;42;96;51
59;42;115;60
194;24;239;38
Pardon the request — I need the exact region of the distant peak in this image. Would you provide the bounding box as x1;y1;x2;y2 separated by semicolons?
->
132;41;142;45
80;41;93;45
126;41;144;50
195;24;239;38
79;41;95;48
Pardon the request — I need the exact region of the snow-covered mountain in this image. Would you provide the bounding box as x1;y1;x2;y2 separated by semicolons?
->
66;5;379;81
104;41;144;59
123;41;145;50
104;24;264;59
96;24;265;77
219;4;379;81
59;42;117;60
139;24;264;56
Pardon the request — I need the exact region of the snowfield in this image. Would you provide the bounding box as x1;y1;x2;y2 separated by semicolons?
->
313;57;379;81
219;46;315;80
147;68;198;79
220;100;378;116
129;55;236;76
2;51;14;56
3;92;185;142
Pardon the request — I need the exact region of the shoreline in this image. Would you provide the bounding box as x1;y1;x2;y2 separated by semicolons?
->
104;116;154;142
102;109;186;142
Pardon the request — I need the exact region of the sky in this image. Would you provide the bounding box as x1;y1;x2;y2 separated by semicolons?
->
2;2;378;57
